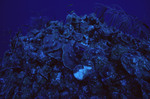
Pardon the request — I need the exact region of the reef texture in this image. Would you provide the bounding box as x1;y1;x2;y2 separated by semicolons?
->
0;12;150;98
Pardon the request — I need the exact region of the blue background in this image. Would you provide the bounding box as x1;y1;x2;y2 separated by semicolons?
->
0;0;150;58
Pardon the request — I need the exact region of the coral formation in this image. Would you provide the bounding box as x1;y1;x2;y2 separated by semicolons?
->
0;11;150;98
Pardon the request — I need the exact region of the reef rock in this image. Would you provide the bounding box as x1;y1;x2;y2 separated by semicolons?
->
1;12;150;98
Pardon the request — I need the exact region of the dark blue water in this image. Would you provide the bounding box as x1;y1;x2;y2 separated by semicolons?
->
0;0;150;58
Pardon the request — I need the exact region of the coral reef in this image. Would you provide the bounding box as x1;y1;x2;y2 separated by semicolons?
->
0;12;150;98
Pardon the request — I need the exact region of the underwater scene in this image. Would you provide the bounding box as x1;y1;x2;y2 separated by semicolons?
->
0;0;150;98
